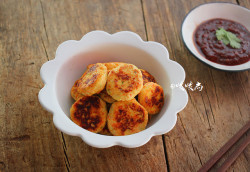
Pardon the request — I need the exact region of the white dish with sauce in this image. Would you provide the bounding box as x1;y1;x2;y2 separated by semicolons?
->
38;31;188;148
181;2;250;71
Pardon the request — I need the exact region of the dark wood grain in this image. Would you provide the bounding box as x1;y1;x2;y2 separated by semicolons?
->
198;121;250;172
0;0;249;171
0;0;66;171
142;0;250;171
0;0;167;171
238;0;250;8
40;0;168;171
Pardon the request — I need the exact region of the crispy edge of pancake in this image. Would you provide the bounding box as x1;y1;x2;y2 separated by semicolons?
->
71;79;85;100
98;87;116;103
138;82;164;115
77;63;107;96
140;69;156;85
88;62;125;73
98;124;112;136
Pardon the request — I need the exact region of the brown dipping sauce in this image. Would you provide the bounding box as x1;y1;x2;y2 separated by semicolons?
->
194;18;250;66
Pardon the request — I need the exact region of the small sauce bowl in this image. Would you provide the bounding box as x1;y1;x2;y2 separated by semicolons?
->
181;2;250;71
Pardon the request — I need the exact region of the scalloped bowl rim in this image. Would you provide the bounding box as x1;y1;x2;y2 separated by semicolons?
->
38;31;188;148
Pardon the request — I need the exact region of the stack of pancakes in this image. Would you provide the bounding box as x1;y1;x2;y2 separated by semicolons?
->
70;62;164;136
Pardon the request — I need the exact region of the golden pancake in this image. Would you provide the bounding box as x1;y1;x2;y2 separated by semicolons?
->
106;64;143;101
108;99;148;136
77;63;107;96
70;96;107;133
88;62;125;73
138;82;164;115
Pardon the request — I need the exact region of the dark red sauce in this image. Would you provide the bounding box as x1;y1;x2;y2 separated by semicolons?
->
194;18;250;66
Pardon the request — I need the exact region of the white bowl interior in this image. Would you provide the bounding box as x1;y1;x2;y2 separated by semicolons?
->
55;43;171;130
182;3;250;71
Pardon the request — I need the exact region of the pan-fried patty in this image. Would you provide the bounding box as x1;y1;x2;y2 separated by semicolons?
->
138;82;164;115
71;79;84;100
98;87;116;103
107;99;148;136
88;62;125;73
77;63;107;96
106;64;143;101
104;62;124;72
70;96;107;133
140;69;156;85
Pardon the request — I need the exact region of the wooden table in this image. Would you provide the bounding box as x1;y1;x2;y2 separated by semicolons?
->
0;0;249;171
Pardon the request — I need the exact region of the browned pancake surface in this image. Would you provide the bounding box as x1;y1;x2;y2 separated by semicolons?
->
70;96;107;133
138;82;164;115
140;69;156;85
106;64;143;101
108;99;148;136
77;63;107;96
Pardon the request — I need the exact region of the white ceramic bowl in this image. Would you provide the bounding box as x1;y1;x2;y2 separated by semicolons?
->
38;31;188;148
182;2;250;71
